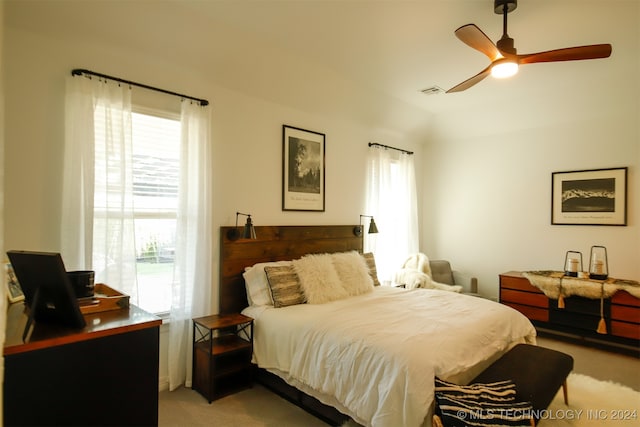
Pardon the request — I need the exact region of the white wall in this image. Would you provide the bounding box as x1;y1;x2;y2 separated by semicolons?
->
2;23;423;289
2;15;424;390
0;0;6;420
422;92;639;300
424;126;638;299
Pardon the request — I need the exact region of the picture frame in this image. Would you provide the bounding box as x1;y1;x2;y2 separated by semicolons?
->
282;125;326;211
6;262;25;303
551;167;627;226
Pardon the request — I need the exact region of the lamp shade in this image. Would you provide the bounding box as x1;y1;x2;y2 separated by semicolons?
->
242;215;257;239
368;218;379;234
353;215;379;236
227;212;257;240
491;59;519;78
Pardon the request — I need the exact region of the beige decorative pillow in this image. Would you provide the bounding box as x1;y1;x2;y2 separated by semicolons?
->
243;260;293;306
362;252;381;286
292;253;348;304
264;265;306;308
332;251;374;296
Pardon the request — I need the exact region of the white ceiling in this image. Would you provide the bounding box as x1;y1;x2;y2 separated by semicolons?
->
6;0;639;136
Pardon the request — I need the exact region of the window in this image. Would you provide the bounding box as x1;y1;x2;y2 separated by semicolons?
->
93;107;180;314
131;110;180;314
365;147;418;282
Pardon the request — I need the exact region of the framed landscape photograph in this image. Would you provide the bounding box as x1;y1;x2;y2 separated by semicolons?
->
551;167;627;226
282;125;325;211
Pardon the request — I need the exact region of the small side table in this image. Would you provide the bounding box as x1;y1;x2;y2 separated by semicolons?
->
192;313;254;402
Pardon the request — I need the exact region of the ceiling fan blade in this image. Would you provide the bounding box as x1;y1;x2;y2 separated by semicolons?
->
446;65;492;93
455;24;502;61
518;44;612;65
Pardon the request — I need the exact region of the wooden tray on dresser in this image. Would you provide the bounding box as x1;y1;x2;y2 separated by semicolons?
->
78;283;130;314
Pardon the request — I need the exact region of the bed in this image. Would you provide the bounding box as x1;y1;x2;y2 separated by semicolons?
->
219;225;536;427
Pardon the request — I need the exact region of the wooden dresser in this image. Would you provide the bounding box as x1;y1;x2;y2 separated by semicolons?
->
499;271;640;351
4;302;162;426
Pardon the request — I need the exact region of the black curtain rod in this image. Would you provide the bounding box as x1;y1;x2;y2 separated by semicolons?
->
368;142;413;155
71;68;209;106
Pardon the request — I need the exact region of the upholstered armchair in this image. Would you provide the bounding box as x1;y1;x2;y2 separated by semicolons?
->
429;259;479;296
394;253;479;295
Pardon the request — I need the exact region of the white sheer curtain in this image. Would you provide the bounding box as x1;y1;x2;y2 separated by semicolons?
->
62;76;139;301
168;101;212;390
365;146;419;283
63;77;213;390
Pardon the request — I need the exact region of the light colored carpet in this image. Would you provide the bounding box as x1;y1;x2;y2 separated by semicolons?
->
540;373;640;426
159;373;640;427
536;336;639;391
159;384;327;427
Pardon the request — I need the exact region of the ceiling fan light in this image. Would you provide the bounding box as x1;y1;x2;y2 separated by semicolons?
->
491;60;519;78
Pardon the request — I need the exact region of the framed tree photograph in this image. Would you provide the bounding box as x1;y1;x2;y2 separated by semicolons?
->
551;167;627;225
282;125;325;211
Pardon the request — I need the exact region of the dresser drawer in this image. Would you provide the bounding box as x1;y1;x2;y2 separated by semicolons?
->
611;291;640;307
503;302;549;322
611;321;640;340
501;289;548;308
500;275;543;293
611;304;640;323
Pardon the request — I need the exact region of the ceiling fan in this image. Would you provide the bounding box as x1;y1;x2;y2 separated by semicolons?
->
446;0;612;93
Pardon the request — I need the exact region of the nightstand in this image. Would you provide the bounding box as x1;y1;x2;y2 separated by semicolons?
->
192;313;254;402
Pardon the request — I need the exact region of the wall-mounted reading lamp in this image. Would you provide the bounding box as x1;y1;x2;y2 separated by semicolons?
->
353;215;379;237
227;212;257;241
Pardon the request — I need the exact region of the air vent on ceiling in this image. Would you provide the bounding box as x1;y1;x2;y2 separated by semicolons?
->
421;86;444;95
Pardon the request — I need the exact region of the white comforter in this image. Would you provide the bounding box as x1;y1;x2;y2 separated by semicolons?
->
243;286;536;427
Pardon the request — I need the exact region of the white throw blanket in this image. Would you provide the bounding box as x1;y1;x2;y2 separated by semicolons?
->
394;253;462;292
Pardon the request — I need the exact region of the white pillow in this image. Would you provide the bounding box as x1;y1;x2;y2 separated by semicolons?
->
332;251;374;296
292;253;348;304
243;260;292;306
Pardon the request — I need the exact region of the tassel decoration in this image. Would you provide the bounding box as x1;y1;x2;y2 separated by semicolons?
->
597;284;607;335
597;317;607;335
558;294;565;309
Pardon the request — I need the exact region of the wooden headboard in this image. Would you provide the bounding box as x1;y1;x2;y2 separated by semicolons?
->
219;225;363;314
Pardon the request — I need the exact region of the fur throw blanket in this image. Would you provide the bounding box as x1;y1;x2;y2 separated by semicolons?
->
394;253;462;293
523;271;640;300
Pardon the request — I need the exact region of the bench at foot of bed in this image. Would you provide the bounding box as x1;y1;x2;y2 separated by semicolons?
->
434;343;574;427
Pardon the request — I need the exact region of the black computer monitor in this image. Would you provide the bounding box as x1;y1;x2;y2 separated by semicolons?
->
7;250;86;333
